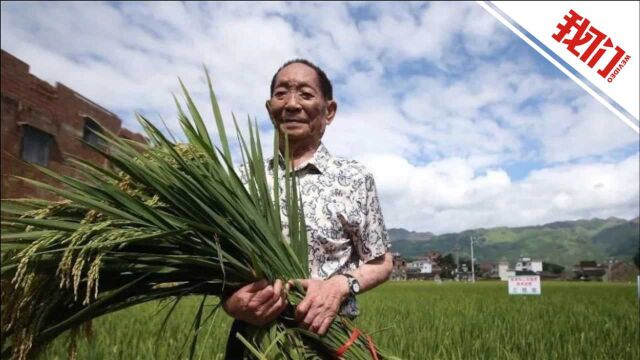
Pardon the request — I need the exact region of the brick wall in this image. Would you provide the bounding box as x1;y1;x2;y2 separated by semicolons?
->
1;49;144;200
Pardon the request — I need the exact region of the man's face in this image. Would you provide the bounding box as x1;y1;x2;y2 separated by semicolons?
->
267;63;336;144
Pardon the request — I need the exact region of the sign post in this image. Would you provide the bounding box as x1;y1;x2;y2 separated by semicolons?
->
508;275;541;295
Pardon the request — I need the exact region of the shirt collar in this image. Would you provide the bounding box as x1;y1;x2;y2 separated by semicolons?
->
269;143;332;174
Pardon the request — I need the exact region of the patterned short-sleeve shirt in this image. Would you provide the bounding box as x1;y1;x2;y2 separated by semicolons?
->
264;143;391;316
269;144;390;277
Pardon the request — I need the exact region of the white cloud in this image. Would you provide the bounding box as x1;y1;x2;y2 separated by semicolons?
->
461;4;512;56
363;153;638;233
535;98;639;163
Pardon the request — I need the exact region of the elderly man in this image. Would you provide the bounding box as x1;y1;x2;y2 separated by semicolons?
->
223;59;392;356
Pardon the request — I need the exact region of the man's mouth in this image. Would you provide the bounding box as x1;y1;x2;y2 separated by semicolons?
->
283;118;306;123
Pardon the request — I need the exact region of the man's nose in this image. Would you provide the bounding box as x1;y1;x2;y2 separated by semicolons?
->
284;93;302;111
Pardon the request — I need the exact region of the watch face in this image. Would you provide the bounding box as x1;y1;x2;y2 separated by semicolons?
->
352;281;360;294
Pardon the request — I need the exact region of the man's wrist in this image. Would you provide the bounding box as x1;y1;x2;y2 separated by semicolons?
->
331;274;352;301
335;273;362;300
343;273;360;296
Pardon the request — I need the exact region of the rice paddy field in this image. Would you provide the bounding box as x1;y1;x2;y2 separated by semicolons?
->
41;281;639;359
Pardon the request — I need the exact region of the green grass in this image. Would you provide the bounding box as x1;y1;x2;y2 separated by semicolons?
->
356;281;638;359
41;281;639;359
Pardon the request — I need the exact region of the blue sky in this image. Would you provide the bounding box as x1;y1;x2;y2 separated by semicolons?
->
1;1;638;233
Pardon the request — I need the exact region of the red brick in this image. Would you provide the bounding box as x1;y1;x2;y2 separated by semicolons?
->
1;49;145;200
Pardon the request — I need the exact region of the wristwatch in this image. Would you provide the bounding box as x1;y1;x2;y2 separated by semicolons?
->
342;273;360;296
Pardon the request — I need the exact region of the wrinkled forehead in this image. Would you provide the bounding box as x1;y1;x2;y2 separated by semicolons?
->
273;63;322;90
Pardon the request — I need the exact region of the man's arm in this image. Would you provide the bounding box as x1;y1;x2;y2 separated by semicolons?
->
343;251;393;293
294;252;393;335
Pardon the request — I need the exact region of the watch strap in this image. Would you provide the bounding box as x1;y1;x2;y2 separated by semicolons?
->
341;273;359;295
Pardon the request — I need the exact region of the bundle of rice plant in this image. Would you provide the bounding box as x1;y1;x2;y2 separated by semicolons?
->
0;70;397;360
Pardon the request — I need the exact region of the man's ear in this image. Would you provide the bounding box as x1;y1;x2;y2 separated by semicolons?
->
265;100;276;126
325;100;337;125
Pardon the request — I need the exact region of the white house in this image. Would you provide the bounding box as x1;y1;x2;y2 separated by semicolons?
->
515;257;543;273
408;259;433;274
498;261;510;281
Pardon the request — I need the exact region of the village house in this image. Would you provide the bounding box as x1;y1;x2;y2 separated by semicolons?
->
515;257;543;273
605;261;638;282
573;261;607;281
1;49;145;200
406;256;442;280
408;258;433;273
498;257;544;281
475;261;499;279
498;261;515;281
390;252;407;280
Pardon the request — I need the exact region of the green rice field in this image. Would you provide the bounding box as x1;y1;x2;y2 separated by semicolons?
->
41;281;639;359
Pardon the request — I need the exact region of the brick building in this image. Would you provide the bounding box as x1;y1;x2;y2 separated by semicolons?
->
1;49;145;200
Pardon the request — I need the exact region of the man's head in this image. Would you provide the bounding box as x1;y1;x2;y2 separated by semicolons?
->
267;59;337;146
270;59;333;101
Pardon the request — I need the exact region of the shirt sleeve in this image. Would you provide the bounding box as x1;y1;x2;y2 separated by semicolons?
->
353;171;391;263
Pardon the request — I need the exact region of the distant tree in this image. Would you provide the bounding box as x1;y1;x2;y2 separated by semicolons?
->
634;251;639;270
459;257;481;275
543;262;565;274
437;254;456;279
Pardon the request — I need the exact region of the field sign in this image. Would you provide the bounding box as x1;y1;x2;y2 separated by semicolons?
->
508;275;541;295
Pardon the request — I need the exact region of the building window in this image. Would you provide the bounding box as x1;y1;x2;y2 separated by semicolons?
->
83;117;103;148
21;125;53;166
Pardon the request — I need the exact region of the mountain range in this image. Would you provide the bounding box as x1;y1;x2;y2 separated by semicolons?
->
388;217;639;268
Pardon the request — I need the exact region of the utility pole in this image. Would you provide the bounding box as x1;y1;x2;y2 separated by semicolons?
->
455;239;459;280
470;234;476;283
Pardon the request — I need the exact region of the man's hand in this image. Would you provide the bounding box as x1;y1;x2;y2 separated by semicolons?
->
222;279;288;326
294;276;350;336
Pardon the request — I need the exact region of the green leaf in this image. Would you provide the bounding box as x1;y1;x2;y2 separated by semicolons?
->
188;295;207;360
179;78;215;155
204;65;232;165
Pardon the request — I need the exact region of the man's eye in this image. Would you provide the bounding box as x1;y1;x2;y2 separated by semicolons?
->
274;91;286;98
301;92;313;100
